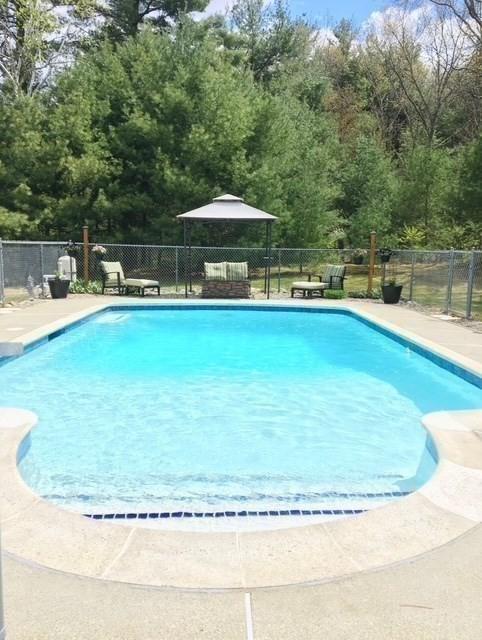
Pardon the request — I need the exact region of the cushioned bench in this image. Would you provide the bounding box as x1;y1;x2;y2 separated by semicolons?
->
202;262;251;299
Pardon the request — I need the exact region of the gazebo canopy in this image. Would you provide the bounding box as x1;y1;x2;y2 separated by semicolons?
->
176;195;278;223
176;194;278;299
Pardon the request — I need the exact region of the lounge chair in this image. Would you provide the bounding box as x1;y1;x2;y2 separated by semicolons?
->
100;261;160;296
291;265;346;298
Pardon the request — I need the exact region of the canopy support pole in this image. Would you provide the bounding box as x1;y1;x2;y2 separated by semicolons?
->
263;223;268;294
188;223;193;293
183;221;193;298
183;221;188;298
266;221;273;300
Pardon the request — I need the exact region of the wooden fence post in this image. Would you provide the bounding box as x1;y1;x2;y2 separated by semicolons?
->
83;225;89;282
368;231;377;294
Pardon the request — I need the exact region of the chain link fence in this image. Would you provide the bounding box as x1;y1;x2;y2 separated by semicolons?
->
0;241;66;301
389;250;482;319
0;240;481;319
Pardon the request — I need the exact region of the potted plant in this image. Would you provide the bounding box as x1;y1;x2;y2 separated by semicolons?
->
91;244;107;259
91;244;107;281
48;273;70;299
378;248;393;264
352;249;367;265
64;240;80;258
382;278;403;304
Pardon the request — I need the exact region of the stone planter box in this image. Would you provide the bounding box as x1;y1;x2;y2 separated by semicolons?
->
202;280;251;299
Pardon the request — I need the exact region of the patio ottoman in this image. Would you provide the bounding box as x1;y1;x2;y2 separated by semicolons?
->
124;278;160;296
291;281;328;298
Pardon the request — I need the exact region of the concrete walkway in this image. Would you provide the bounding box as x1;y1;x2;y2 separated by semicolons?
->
1;295;482;639
4;525;482;639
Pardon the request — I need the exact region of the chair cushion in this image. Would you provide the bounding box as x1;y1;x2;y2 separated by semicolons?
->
124;279;159;288
205;262;227;280
291;281;327;290
100;261;125;286
226;262;248;280
322;265;346;282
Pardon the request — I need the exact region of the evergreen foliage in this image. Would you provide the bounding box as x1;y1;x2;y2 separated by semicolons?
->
0;1;479;248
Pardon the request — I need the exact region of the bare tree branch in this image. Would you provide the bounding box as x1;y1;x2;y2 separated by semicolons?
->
367;3;472;146
428;0;482;46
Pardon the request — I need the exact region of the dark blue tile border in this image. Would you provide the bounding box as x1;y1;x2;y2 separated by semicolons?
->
81;490;412;521
84;508;367;520
0;355;15;368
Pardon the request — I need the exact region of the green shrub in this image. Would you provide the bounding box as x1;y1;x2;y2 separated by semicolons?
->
69;279;102;294
324;289;347;300
347;289;382;299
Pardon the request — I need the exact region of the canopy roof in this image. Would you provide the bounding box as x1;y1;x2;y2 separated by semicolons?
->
176;194;278;223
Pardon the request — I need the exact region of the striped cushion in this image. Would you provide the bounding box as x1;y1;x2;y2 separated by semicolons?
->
226;262;248;281
322;265;345;287
204;262;227;280
100;261;125;286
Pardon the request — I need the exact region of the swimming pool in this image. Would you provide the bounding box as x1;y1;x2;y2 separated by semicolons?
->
3;307;482;517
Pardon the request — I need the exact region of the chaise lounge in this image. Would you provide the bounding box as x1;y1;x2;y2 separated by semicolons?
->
291;265;346;298
100;261;160;296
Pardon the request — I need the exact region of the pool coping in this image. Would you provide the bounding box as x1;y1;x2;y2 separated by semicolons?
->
0;300;481;590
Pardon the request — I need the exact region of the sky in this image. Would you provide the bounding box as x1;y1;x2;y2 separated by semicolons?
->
289;0;387;25
202;0;389;26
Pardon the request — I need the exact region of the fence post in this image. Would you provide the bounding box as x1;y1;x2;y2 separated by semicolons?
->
367;232;377;294
299;250;303;275
40;243;45;281
445;248;455;314
409;251;415;302
83;225;89;282
0;239;4;307
466;249;476;319
277;248;281;293
175;247;179;293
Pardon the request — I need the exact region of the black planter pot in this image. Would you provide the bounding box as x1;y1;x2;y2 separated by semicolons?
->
382;284;403;304
48;279;70;299
378;249;393;263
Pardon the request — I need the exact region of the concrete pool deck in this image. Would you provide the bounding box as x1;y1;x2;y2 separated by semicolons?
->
0;296;481;638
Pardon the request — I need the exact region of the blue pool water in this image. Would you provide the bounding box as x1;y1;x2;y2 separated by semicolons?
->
2;307;482;514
